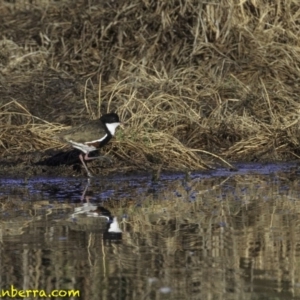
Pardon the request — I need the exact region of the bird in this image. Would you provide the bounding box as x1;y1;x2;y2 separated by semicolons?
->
58;112;121;177
74;179;122;237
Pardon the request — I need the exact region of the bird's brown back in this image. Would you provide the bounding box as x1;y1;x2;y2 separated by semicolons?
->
58;119;107;143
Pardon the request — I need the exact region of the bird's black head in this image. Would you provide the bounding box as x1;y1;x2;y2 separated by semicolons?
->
100;112;120;124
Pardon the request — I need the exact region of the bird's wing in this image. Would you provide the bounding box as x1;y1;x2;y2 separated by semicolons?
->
59;120;106;143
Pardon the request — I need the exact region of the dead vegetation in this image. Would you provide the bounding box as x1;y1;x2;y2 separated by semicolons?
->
1;0;300;175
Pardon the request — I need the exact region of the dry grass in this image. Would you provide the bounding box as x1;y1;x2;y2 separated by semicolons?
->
1;0;300;173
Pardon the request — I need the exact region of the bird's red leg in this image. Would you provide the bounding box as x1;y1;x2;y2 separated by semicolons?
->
84;153;95;161
84;153;112;163
79;153;93;177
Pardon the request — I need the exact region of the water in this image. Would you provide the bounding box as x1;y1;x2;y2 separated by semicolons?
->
0;162;300;299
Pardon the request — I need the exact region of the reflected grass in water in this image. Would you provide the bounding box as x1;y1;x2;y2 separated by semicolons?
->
0;164;300;299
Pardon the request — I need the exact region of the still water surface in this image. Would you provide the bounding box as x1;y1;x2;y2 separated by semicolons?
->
1;163;300;300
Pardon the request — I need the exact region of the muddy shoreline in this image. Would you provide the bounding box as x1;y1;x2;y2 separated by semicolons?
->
0;154;298;179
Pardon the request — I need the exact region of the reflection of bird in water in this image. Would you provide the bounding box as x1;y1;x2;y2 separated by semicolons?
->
71;179;122;239
58;112;122;177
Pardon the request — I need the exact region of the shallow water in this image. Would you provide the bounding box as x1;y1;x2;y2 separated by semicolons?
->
1;162;300;299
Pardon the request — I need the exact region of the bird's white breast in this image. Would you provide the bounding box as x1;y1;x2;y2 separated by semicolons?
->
106;122;120;136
